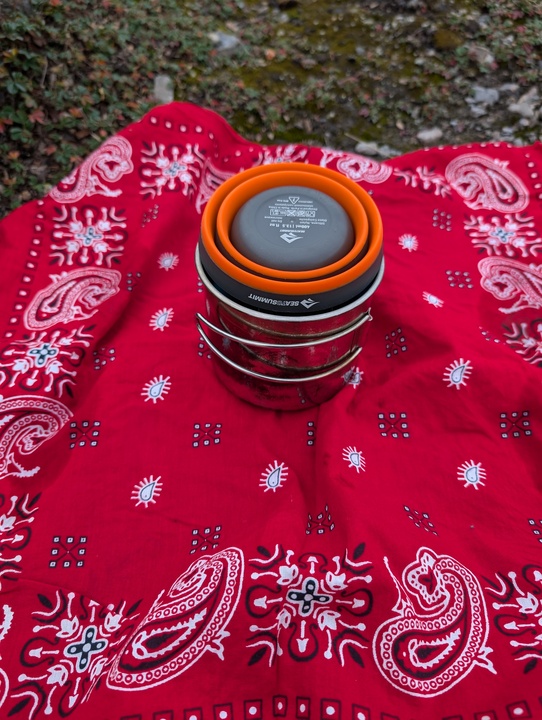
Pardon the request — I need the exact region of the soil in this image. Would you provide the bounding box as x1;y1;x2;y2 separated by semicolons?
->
201;0;542;153
0;0;541;215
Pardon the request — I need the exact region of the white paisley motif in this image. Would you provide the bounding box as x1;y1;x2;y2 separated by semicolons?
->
50;136;133;203
195;158;235;215
373;548;495;697
258;144;308;166
478;257;542;314
0;395;72;480
504;321;542;364
445;153;528;213
319;148;392;183
24;268;122;329
0;605;13;710
107;547;244;690
139;142;205;200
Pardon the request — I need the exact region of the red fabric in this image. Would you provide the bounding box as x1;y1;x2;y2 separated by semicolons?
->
0;102;541;720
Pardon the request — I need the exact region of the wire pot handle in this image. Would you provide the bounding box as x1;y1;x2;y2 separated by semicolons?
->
194;310;371;350
196;318;362;384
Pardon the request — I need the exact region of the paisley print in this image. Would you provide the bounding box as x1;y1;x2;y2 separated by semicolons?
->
50;204;128;267
10;590;140;718
0;605;13;711
503;320;542;364
107;547;244;690
49;136;134;203
24;268;122;330
478;257;542;314
445;153;528;212
0;327;92;397
139;142;205;200
0;395;72;480
195;158;235;215
372;548;495;697
485;563;542;673
245;544;373;667
0;493;40;589
319;148;392;183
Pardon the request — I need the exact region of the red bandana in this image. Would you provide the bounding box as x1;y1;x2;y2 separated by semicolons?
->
0;103;541;719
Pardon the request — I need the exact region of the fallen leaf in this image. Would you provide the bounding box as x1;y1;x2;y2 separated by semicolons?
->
28;108;47;125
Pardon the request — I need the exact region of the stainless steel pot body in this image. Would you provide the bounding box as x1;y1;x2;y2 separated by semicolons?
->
195;246;384;410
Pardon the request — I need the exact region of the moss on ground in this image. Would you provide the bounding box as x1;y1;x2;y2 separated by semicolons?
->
0;0;541;214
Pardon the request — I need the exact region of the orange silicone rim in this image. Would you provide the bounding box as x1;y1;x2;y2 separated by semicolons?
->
216;171;368;280
201;163;383;295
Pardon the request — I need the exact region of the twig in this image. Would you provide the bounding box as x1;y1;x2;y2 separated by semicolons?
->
40;57;48;88
344;131;363;144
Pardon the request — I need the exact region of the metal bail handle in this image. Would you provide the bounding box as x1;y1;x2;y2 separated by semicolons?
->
194;310;372;350
196;317;363;384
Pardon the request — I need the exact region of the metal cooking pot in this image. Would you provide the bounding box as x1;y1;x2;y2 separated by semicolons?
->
195;162;384;410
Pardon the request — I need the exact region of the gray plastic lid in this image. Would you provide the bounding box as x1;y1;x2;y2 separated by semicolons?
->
229;185;354;272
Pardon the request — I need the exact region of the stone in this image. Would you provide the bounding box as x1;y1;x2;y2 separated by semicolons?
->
467;44;496;69
470;85;500;105
153;75;174;104
508;102;535;119
518;87;539;104
354;140;380;156
469;105;488;118
378;144;401;158
208;31;240;53
499;83;520;93
416;127;444;144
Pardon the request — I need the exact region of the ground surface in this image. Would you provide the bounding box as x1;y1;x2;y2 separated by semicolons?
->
0;0;541;216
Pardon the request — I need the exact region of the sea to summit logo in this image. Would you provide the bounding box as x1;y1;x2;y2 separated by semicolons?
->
280;232;303;243
289;196;300;204
300;298;318;309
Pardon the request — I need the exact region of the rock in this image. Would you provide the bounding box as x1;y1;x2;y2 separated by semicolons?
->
467;44;496;69
469;105;488;118
416;127;443;144
208;31;240;53
499;83;520;93
466;86;500;118
508;89;539;120
153;75;174;104
353;139;400;159
378;144;401;158
470;85;500;105
518;87;539;104
354;140;380;156
509;102;535;119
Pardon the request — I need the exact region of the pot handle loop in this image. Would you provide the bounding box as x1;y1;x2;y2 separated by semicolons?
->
195;310;372;350
196;317;362;384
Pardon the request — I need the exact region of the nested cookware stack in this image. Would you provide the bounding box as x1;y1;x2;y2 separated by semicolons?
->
195;162;384;410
